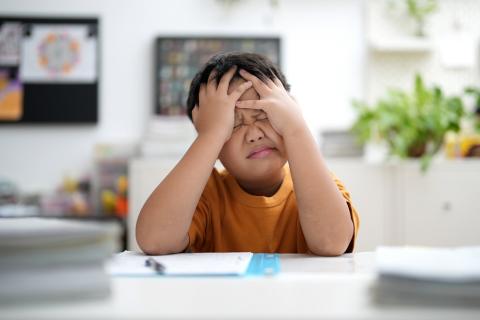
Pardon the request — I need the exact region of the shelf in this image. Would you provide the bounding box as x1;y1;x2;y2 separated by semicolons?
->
368;37;434;53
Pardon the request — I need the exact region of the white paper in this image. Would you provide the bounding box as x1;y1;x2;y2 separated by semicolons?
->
20;24;97;83
107;251;253;276
0;22;23;65
376;246;480;282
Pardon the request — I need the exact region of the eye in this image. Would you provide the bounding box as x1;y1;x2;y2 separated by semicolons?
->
256;113;268;121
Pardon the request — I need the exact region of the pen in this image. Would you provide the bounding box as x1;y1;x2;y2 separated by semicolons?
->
145;257;166;274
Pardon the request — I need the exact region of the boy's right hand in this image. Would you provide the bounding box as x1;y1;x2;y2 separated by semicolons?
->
192;66;252;143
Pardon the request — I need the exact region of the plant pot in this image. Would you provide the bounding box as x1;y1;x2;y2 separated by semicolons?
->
414;17;426;37
408;142;427;158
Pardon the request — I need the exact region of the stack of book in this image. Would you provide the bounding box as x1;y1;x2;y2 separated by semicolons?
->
0;217;120;304
372;246;480;307
140;116;196;158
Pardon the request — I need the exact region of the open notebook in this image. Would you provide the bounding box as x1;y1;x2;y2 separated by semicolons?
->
107;251;280;277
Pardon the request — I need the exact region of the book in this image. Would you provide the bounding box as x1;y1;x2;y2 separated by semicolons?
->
371;246;480;307
0;217;120;304
0;262;110;303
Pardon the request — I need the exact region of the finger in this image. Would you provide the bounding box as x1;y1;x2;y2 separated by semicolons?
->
235;99;268;110
229;80;252;100
207;68;218;90
218;66;237;92
264;77;276;89
273;78;285;89
239;69;270;96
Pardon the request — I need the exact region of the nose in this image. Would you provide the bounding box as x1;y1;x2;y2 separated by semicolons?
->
245;123;264;143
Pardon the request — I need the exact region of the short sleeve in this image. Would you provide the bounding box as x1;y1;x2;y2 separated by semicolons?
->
186;169;220;252
332;175;360;253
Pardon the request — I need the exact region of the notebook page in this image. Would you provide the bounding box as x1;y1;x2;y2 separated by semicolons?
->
107;251;253;276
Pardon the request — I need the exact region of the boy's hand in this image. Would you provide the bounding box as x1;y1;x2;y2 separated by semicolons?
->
235;69;305;137
192;66;253;143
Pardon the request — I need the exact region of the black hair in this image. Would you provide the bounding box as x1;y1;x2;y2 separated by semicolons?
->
186;52;290;121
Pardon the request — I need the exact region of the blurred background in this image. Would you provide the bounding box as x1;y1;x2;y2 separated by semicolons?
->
0;0;479;252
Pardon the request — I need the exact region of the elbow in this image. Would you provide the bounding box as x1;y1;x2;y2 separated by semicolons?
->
135;214;163;255
136;232;162;255
309;220;355;256
307;234;352;257
137;236;184;256
136;234;160;255
136;213;190;255
308;245;346;257
138;242;172;256
136;224;187;255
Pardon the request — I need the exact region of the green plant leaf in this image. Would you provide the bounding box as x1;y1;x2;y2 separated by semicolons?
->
350;73;465;172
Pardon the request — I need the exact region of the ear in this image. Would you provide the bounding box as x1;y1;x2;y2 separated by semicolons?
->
191;105;199;131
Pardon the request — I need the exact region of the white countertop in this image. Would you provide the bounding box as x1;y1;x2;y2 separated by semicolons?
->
1;252;479;320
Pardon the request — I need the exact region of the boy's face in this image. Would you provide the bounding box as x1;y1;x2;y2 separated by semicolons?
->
218;78;287;184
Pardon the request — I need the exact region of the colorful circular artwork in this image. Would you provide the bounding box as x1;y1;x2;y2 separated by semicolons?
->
37;33;80;75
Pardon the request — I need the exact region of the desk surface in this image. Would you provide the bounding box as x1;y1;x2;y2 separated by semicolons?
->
1;252;479;320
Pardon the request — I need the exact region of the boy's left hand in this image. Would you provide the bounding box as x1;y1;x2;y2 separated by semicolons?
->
235;69;305;137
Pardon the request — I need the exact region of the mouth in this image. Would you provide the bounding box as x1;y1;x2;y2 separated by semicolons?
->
247;147;275;159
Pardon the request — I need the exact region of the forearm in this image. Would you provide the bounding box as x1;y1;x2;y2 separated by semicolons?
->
136;134;224;254
284;126;353;256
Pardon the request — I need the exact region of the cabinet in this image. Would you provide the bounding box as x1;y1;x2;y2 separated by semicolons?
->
397;161;480;246
128;158;480;252
330;159;480;250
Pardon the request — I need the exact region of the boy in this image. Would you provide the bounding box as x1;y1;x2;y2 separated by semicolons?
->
136;52;359;256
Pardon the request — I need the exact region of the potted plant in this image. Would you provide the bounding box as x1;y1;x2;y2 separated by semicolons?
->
351;74;464;171
387;0;438;37
405;0;438;37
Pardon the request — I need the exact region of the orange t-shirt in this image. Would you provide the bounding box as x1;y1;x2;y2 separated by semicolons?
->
187;165;359;253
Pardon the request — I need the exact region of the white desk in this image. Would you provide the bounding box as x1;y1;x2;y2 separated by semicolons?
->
1;252;479;320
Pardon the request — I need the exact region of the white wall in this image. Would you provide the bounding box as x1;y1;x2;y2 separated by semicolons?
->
0;0;365;193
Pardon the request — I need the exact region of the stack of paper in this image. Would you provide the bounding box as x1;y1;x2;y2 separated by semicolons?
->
372;246;480;306
0;217;120;304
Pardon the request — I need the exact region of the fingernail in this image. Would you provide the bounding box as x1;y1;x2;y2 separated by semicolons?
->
246;81;252;86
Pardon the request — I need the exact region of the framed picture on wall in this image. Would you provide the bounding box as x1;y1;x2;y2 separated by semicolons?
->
155;36;281;116
0;16;99;124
